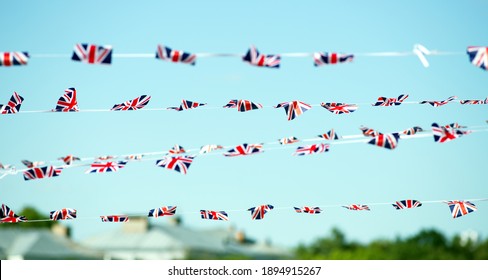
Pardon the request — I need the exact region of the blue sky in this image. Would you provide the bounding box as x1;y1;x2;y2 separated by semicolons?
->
1;0;487;248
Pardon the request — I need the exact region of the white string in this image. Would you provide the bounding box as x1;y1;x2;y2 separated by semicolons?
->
9;197;488;224
2;127;487;178
11;97;488;115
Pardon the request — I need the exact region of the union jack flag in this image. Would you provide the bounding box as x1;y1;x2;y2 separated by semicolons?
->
125;154;144;160
243;45;280;68
432;123;469;143
444;123;466;129
392;200;422;210
0;162;14;170
293;143;329;156
313;52;354;66
0;52;29;66
58;155;81;165
279;136;299;145
274;100;312;121
85;161;127;174
318;129;340;140
222;99;263;112
23;166;63;181
100;215;129;222
53;88;79;112
156;44;196;65
199;144;224;154
156;155;195;175
21;160;44;168
359;126;381;137
343;204;370;211
445;200;477;218
401;126;423;135
167;99;207;111
50;208;77;220
168;145;186;155
0;92;24;114
466;46;488;71
148;206;177;217
97;155;116;161
294;206;322;214
200;210;229;221
320;102;358;114
0;204;27;223
372;94;409;106
248;204;274;220
111;95;151;111
419;96;457;107
459;98;488;105
72;43;112;65
223;143;264;157
367;133;400;150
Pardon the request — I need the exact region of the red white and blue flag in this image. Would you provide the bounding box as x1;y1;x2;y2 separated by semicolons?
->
467;46;488;71
343;204;370;211
318;129;341;140
320;102;358;114
100;215;129;222
200;210;229;221
368;133;400;150
50;208;77;220
248;204;274;220
199;145;224;154
420;96;457;107
21;160;44;168
401;126;423;135
167;100;206;111
156;155;195;175
432;123;470;143
85;161;127;174
313;52;354;66
58;155;81;165
168;145;186;155
243;45;280;68
111;95;151;111
459;98;488;105
392;200;422;210
0;92;24;114
224;143;263;157
53;88;79;112
223;99;263;112
156;44;196;65
294;206;322;214
0;52;29;66
72;43;112;65
23;166;63;181
125;154;144;160
148;206;177;217
278;136;299;145
359;126;381;137
445;200;477;218
0;204;27;223
372;94;409;106
275;100;312;121
293;143;329;156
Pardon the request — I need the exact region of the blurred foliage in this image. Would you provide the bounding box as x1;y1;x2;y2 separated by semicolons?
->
295;228;488;260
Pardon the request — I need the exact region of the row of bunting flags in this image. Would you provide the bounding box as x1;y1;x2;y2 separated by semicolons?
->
2;90;488;120
0;122;483;179
0;199;484;224
0;44;487;70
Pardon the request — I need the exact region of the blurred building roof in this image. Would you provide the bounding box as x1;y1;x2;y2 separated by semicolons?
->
0;228;101;260
83;217;291;260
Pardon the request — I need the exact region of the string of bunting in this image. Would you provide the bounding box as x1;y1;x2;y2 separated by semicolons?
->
1;89;488;120
1;198;487;224
0;44;487;70
1;123;487;180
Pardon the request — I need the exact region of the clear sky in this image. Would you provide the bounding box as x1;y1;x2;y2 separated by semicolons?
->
1;0;487;248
